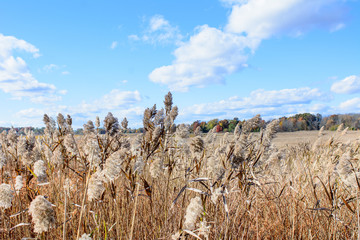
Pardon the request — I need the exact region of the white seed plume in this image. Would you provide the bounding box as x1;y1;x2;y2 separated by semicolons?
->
184;196;203;230
34;160;48;184
0;149;6;168
197;219;210;240
64;134;78;155
134;157;145;174
79;233;93;240
88;171;105;201
337;123;344;132
211;187;223;204
102;150;125;182
15;175;23;192
0;183;14;209
95;116;101;128
50;147;64;166
84;138;101;167
318;126;325;137
150;158;163;178
28;195;55;233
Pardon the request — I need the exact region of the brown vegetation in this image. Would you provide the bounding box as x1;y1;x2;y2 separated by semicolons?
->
0;92;360;239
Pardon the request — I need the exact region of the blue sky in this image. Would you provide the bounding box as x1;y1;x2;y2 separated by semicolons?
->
0;0;359;128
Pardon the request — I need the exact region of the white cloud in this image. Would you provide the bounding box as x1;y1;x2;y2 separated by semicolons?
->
61;71;70;75
339;97;360;111
16;108;45;119
128;34;140;41
179;87;327;120
220;0;247;7
0;33;62;103
149;25;257;91
43;64;59;72
93;89;141;111
129;15;183;45
225;0;346;39
16;89;144;128
0;33;40;58
110;41;118;49
149;0;347;91
59;90;68;95
331;75;360;94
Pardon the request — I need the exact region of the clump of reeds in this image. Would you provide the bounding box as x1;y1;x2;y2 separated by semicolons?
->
0;91;359;239
28;195;55;234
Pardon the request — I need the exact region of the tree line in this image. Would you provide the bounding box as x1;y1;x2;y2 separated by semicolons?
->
1;113;360;135
189;113;360;133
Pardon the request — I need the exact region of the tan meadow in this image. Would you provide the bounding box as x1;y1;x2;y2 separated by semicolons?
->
0;92;360;239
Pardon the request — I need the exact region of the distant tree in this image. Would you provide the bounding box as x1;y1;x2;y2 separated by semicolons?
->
218;119;229;131
200;121;207;132
325;114;339;130
228;118;239;132
191;120;201;133
206;119;218;132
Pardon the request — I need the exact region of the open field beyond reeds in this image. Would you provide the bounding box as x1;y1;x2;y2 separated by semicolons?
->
1;94;360;239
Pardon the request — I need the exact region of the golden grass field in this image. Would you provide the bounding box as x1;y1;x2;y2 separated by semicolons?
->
0;94;360;239
268;130;359;148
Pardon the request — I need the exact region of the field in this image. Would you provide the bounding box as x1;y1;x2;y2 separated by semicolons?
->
271;130;359;148
1;94;360;239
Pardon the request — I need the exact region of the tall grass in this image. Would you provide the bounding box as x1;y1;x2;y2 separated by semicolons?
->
0;92;359;239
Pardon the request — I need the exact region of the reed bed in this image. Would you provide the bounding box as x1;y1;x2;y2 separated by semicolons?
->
0;92;360;239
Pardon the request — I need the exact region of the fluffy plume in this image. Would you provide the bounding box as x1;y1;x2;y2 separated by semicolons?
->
57;113;66;130
211;187;223;204
50;148;64;166
170;106;178;122
29;195;55;233
83;120;95;135
95;116;101;128
7;128;18;145
15;175;23;192
190;136;204;157
134;157;145;174
34;160;48;184
0;149;6;168
64;134;78;156
102;150;126;182
0;183;14;209
83;138;101;167
164;91;173;115
318;126;325;137
18;131;36;166
121;117;128;130
150;158;163;178
154;109;165;125
79;233;92;240
194;126;202;136
88;171;105;201
242;114;261;133
184;196;203;230
104;112;119;136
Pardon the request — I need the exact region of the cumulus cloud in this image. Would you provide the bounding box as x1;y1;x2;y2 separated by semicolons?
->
0;33;63;103
226;0;346;39
43;64;59;72
149;25;257;91
180;87;328;120
110;41;118;49
339;97;360;111
149;0;347;91
331;75;360;94
16;89;144;127
129;15;183;45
